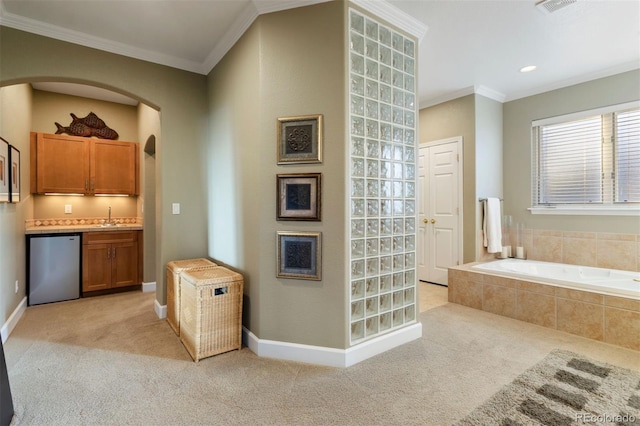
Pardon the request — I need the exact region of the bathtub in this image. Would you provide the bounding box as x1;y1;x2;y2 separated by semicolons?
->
472;259;640;300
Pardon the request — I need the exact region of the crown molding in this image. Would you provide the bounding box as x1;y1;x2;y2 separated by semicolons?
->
0;5;205;74
475;85;506;103
201;1;260;73
0;0;338;76
419;86;475;109
252;0;332;15
350;0;428;42
419;85;506;109
203;0;332;73
1;0;427;77
504;61;640;102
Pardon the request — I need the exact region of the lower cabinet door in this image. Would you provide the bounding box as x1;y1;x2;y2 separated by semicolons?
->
83;243;111;292
111;241;138;288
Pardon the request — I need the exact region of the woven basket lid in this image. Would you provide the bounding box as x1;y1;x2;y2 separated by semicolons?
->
167;258;217;272
181;267;243;286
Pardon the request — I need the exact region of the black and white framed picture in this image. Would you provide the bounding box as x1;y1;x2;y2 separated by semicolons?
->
8;144;20;203
0;138;8;203
276;231;322;280
277;114;323;164
277;173;321;221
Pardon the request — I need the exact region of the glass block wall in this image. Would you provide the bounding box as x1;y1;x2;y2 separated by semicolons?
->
348;9;417;344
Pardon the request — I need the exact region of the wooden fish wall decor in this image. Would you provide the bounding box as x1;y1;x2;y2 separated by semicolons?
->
54;112;119;140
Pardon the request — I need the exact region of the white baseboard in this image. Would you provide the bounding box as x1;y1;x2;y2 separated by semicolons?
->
243;322;422;367
1;297;27;343
154;299;167;319
142;281;156;293
344;322;422;366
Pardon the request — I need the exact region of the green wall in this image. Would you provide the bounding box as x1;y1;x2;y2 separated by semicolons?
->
0;84;32;340
207;1;348;348
419;94;477;263
474;95;503;258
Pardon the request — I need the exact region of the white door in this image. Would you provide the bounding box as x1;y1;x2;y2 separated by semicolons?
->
418;138;462;285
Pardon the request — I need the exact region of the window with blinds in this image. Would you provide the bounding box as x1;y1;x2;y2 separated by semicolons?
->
532;103;640;209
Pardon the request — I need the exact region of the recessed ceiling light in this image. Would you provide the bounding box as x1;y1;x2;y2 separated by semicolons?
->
520;65;537;73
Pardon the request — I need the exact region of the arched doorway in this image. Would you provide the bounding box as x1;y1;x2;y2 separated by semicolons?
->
0;80;160;302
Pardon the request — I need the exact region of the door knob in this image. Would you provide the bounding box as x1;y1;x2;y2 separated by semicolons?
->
431;219;436;224
422;218;428;223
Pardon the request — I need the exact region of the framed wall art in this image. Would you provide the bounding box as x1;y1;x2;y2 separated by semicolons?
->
8;145;20;203
0;138;8;203
277;173;321;221
277;114;323;164
276;231;322;280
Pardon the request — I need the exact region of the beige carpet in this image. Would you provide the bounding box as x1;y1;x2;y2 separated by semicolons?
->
5;290;640;425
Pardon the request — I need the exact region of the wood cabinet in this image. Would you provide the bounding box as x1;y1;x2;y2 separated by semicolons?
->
30;132;139;195
82;231;141;293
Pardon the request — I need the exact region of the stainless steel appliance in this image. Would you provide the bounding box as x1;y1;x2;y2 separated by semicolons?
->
28;233;81;306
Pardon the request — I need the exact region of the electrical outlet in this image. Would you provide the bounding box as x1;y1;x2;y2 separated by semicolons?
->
64;204;72;214
172;203;180;215
15;280;19;294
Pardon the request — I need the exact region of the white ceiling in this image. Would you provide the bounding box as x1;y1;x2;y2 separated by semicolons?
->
2;0;639;108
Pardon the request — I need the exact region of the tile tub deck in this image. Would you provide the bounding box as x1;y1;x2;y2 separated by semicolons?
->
448;262;640;351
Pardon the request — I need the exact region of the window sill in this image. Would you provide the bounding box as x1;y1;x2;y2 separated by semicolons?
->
528;206;640;216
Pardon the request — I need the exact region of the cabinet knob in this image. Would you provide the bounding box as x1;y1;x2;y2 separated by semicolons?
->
431;219;436;224
422;218;428;224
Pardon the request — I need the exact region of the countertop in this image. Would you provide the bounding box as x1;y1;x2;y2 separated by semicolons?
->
26;224;143;235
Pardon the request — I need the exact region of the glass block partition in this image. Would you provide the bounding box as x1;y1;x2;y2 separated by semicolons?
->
348;9;417;344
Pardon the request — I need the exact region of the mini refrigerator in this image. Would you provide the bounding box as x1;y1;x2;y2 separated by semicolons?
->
28;234;81;306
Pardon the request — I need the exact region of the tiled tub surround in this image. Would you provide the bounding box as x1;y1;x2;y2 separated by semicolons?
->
477;229;640;273
448;262;640;351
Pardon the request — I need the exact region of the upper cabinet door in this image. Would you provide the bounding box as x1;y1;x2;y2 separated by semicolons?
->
34;133;90;194
31;133;139;195
91;140;138;195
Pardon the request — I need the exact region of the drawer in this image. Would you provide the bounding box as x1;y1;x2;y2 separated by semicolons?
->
83;231;138;245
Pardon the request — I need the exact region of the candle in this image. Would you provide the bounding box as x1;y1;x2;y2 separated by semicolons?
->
516;246;525;259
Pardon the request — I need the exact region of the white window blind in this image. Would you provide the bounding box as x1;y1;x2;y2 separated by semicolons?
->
532;103;640;208
615;109;640;202
536;115;602;204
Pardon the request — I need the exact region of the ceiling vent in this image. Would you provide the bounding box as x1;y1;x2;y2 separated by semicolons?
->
535;0;577;14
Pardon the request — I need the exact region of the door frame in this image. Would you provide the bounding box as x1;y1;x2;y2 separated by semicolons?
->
418;136;464;274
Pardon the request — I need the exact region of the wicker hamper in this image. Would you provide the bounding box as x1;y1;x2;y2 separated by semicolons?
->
166;258;217;336
179;267;244;362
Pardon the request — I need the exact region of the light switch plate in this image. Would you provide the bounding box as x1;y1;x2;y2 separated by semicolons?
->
64;204;72;214
172;203;180;214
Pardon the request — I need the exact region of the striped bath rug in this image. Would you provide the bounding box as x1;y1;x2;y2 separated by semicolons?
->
457;350;640;425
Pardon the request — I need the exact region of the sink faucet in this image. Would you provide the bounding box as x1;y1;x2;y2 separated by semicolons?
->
103;206;114;225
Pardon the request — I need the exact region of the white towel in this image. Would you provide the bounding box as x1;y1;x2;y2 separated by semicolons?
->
483;198;502;253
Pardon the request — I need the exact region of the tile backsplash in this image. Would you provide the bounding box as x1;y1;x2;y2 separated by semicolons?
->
26;216;142;228
478;228;639;272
